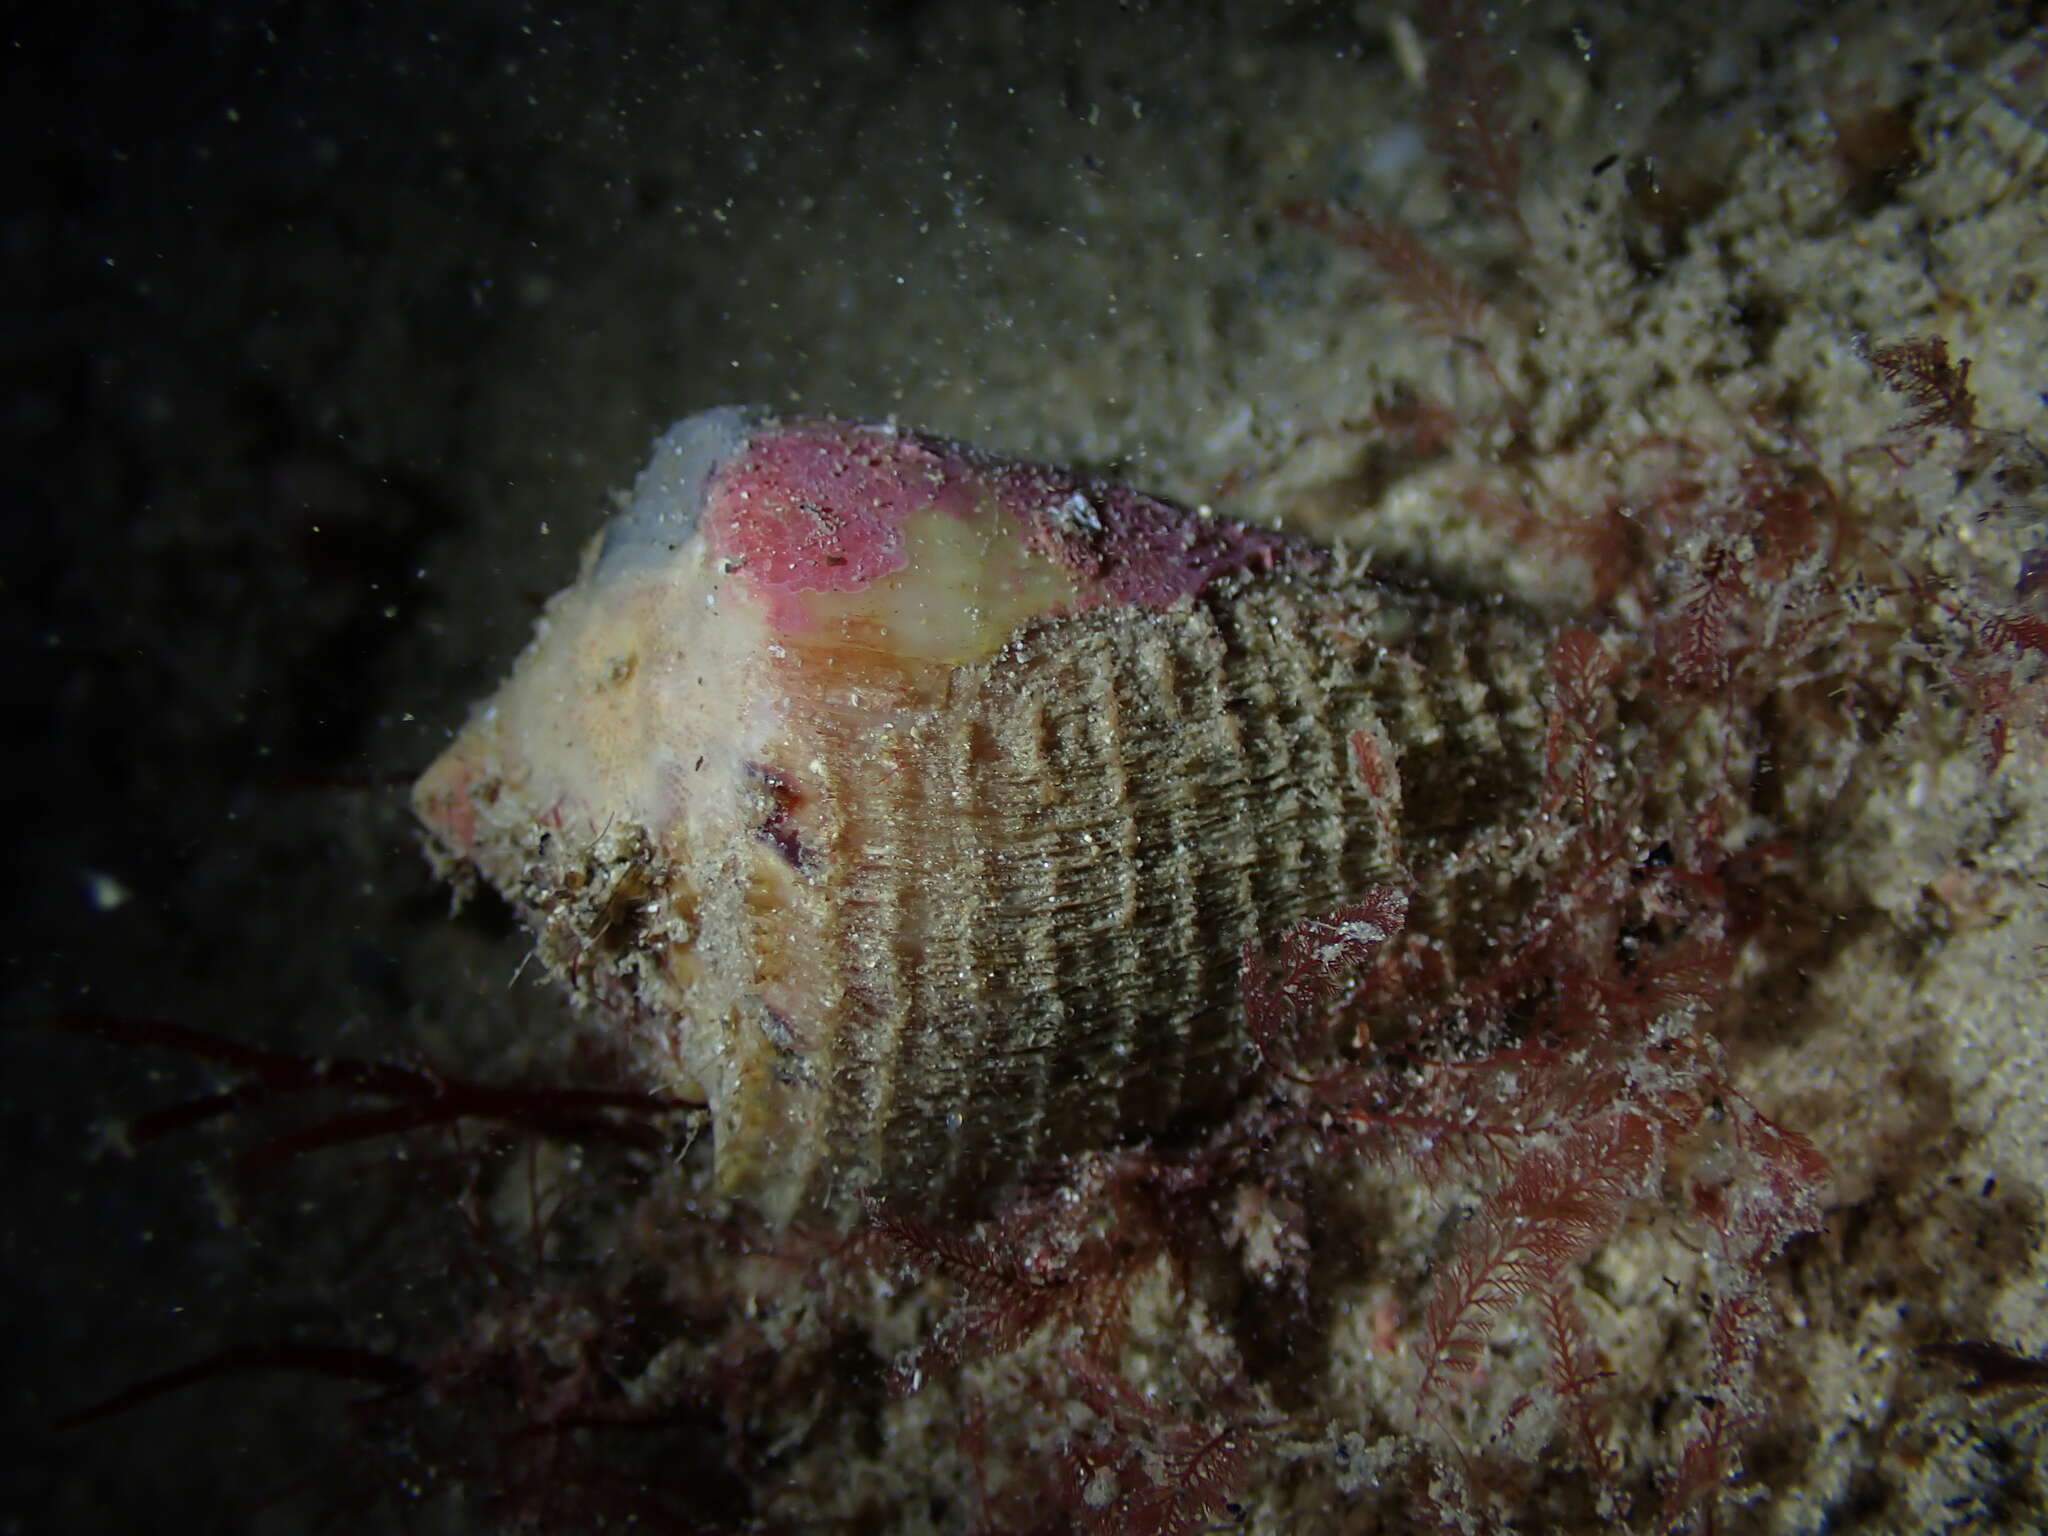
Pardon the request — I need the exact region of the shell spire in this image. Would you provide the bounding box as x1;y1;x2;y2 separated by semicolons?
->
415;409;1553;1224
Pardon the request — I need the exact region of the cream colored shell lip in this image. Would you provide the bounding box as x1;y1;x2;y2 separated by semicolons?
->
415;410;1553;1225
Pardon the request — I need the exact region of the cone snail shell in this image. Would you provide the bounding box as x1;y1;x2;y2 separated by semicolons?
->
414;408;1556;1223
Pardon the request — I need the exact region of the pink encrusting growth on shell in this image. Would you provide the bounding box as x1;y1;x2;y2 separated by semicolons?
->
964;446;1307;607
705;419;933;595
702;416;1305;625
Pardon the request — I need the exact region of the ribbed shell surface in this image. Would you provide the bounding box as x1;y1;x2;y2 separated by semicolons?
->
728;571;1555;1219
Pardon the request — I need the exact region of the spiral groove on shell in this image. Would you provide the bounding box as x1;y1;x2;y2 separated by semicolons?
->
415;411;1560;1222
798;584;1555;1214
